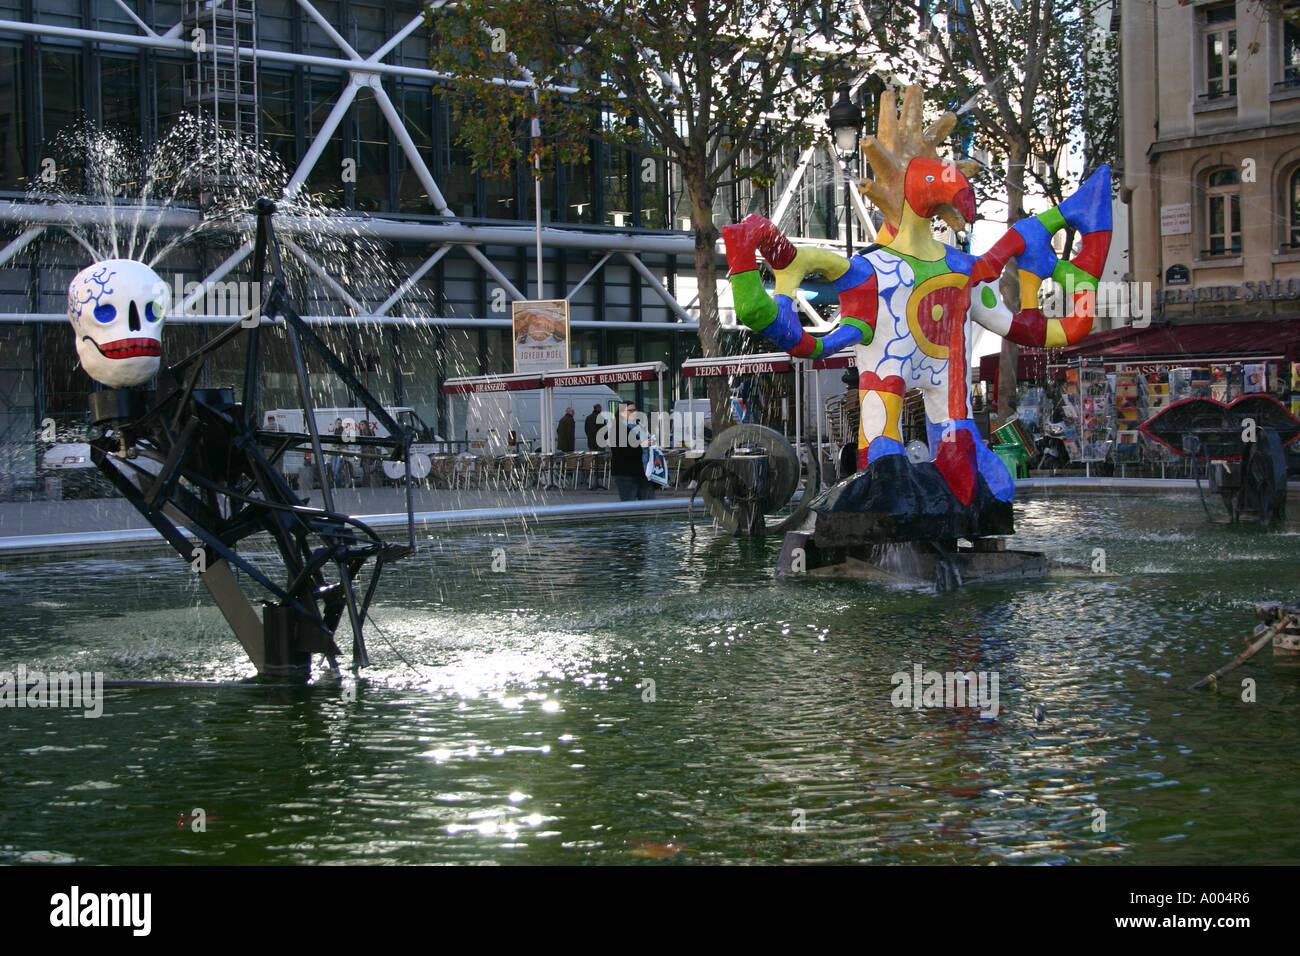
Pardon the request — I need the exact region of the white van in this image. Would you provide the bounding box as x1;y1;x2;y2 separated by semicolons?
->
463;384;620;454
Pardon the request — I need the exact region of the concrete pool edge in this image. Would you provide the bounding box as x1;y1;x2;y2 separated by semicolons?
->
0;477;1295;558
0;496;695;558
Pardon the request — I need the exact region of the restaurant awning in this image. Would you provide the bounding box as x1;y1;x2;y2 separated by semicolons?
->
680;352;794;377
442;372;544;395
680;350;856;375
1056;318;1300;366
542;361;666;387
442;363;669;454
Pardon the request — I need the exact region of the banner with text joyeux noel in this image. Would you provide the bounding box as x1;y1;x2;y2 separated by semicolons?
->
512;299;569;374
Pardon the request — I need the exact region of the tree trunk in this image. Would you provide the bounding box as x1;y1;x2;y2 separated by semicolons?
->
997;141;1031;420
686;169;729;439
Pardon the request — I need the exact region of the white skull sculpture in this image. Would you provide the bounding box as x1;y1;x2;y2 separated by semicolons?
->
67;259;169;388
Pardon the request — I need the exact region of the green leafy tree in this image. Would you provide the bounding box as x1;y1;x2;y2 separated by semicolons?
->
427;0;853;425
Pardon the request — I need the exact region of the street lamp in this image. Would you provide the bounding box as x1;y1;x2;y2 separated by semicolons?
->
827;82;863;256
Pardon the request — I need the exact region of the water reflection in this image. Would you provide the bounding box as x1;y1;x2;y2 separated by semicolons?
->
1;495;1298;864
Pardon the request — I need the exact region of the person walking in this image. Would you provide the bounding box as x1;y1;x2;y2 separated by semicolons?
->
329;417;344;487
584;404;602;451
611;402;655;501
557;407;576;453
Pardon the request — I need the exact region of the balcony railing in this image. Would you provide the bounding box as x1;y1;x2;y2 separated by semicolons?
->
1199;245;1242;257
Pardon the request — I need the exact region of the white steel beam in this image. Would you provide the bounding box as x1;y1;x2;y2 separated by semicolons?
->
367;75;453;215
0;313;700;330
828;133;876;242
373;244;452;316
0;19;578;91
367;11;428;65
295;0;362;61
622;252;693;324
769;145;815;228
0;227;45;269
111;0;158;38
283;238;369;314
0;202;705;255
564;253;611;301
176;242;254;315
464;246;525;301
283;75;363;200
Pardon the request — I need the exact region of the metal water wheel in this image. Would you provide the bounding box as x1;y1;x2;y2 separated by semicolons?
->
697;424;803;535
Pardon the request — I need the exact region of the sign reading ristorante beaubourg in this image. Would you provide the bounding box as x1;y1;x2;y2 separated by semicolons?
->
1159;279;1300;305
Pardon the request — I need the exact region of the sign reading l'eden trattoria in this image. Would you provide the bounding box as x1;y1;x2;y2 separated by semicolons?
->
1160;279;1300;305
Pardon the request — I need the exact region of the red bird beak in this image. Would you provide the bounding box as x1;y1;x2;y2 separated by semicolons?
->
953;186;977;225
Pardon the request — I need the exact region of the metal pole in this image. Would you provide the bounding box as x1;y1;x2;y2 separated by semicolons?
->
814;367;825;489
794;361;802;452
844;151;853;257
657;371;666;446
687;377;695;448
532;113;543;299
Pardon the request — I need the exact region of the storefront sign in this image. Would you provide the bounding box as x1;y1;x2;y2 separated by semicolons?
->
1159;279;1300;304
546;370;655;387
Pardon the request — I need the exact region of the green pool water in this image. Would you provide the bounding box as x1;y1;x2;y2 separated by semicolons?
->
1;493;1298;865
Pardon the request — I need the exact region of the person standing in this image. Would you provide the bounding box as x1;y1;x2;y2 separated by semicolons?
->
610;402;655;501
557;407;576;453
584;404;602;451
329;417;344;486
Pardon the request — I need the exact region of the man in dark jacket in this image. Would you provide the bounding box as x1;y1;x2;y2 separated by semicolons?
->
556;407;576;453
584;404;602;451
610;402;655;500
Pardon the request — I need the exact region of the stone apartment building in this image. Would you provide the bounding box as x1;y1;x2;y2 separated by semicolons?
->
1122;0;1300;328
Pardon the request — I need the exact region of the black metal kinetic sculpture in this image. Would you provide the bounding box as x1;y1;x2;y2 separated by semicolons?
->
83;199;415;679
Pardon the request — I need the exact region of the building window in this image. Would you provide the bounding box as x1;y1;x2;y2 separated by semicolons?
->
1288;167;1300;247
1281;5;1300;88
1202;3;1238;101
1205;166;1241;256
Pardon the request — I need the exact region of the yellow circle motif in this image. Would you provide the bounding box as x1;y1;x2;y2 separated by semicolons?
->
905;272;968;360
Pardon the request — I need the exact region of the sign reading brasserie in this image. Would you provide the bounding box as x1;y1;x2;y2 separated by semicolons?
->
512;299;569;374
1160;279;1300;304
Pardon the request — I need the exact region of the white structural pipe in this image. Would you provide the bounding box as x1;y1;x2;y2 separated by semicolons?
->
368;76;455;216
0;202;709;256
622;252;693;325
0;312;698;330
0;18;580;92
283;77;362;200
813;365;824;489
373;244;453;316
656;371;666;446
0;228;45;269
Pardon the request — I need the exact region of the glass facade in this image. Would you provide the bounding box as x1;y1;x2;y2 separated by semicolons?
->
0;1;711;466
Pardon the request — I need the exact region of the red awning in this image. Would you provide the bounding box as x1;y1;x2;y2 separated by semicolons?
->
680;353;794;377
542;362;665;387
442;373;544;395
1056;318;1300;365
812;352;856;370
